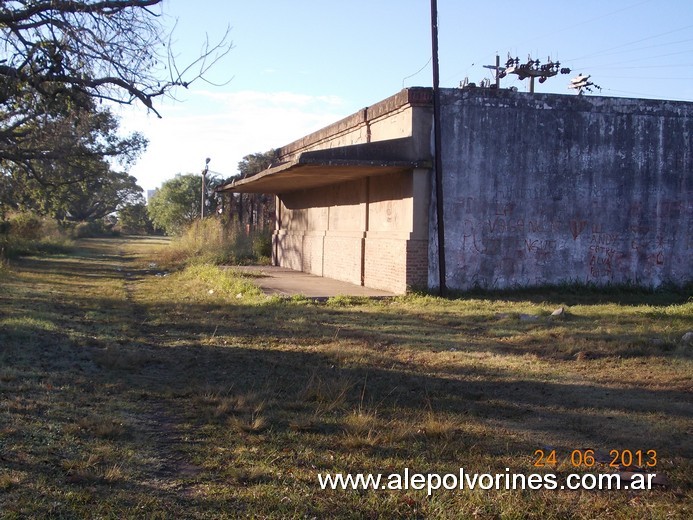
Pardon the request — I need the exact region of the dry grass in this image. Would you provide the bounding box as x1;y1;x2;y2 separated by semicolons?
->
416;413;460;440
300;371;354;413
61;456;125;486
0;236;690;518
69;416;128;440
91;346;154;371
143;219;271;271
0;473;20;492
229;414;271;435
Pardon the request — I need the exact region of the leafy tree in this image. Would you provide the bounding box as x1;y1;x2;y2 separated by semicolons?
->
9;161;144;221
60;168;145;221
117;201;156;235
0;0;230;191
147;173;221;235
230;150;278;229
1;96;147;185
237;150;280;180
1;102;147;217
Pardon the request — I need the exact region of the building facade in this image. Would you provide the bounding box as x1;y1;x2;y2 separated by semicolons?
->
219;88;692;294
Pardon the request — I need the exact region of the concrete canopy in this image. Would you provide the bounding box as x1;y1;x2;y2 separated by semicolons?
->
217;138;431;194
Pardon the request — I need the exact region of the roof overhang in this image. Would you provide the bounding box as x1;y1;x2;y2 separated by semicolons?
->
217;138;431;194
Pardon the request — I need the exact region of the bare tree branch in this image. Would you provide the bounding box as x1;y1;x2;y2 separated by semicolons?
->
0;0;232;197
0;0;233;116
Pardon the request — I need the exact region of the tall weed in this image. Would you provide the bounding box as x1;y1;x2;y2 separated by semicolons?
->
154;219;271;269
0;211;74;258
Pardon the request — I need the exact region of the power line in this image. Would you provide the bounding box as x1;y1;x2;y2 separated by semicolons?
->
565;23;693;62
498;55;571;93
599;76;693;80
589;63;693;70
402;57;432;87
446;1;689;98
512;0;657;48
601;88;692;102
446;1;668;87
569;74;601;95
568;37;693;63
582;48;693;69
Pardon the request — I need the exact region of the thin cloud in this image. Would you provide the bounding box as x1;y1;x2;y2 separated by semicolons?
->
117;90;347;189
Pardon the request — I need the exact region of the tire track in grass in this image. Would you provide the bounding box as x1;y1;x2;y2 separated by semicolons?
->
111;241;205;496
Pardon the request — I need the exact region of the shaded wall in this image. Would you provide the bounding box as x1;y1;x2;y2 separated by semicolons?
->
272;89;433;294
430;89;692;290
275;169;429;293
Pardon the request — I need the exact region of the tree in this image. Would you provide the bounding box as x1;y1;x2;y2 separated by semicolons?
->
0;0;231;184
117;201;156;235
60;167;145;221
237;151;280;180
231;150;278;229
1;95;147;183
0;1;231;117
10;160;144;221
1;101;147;216
147;173;221;235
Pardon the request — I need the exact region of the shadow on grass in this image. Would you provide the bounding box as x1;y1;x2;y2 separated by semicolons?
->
438;282;693;307
2;289;690;450
1;241;691;518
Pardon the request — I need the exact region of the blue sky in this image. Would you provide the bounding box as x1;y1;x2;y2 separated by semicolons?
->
117;0;693;191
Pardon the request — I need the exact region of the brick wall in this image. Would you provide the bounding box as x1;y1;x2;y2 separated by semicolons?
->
406;239;429;290
302;232;325;276
273;169;431;294
276;227;425;293
363;234;406;293
274;231;302;271
362;235;429;293
323;232;364;286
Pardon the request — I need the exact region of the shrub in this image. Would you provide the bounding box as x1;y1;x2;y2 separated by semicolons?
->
154;218;272;270
252;231;272;258
70;220;119;238
0;212;74;258
5;211;43;239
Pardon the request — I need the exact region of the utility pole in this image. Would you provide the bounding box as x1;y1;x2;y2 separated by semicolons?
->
430;0;446;296
482;54;504;89
569;74;601;95
494;54;500;89
500;55;571;93
201;157;210;219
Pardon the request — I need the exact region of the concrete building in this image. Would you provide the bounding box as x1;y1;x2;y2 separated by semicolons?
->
218;88;692;294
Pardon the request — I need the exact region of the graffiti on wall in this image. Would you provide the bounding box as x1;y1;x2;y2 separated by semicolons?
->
448;195;691;289
434;90;693;291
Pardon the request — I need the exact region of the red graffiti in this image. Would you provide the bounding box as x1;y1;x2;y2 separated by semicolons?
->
570;220;587;240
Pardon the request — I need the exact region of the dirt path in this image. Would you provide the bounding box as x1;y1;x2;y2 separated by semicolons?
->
112;240;206;495
0;238;215;516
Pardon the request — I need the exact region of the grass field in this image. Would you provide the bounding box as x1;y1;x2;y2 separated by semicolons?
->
0;237;691;519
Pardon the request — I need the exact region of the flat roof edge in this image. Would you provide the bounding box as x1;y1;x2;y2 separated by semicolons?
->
217;158;431;194
279;87;433;157
218;137;432;194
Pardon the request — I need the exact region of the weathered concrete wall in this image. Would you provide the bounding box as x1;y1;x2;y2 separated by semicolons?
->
275;170;428;293
278;88;433;162
272;89;433;294
430;89;693;290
